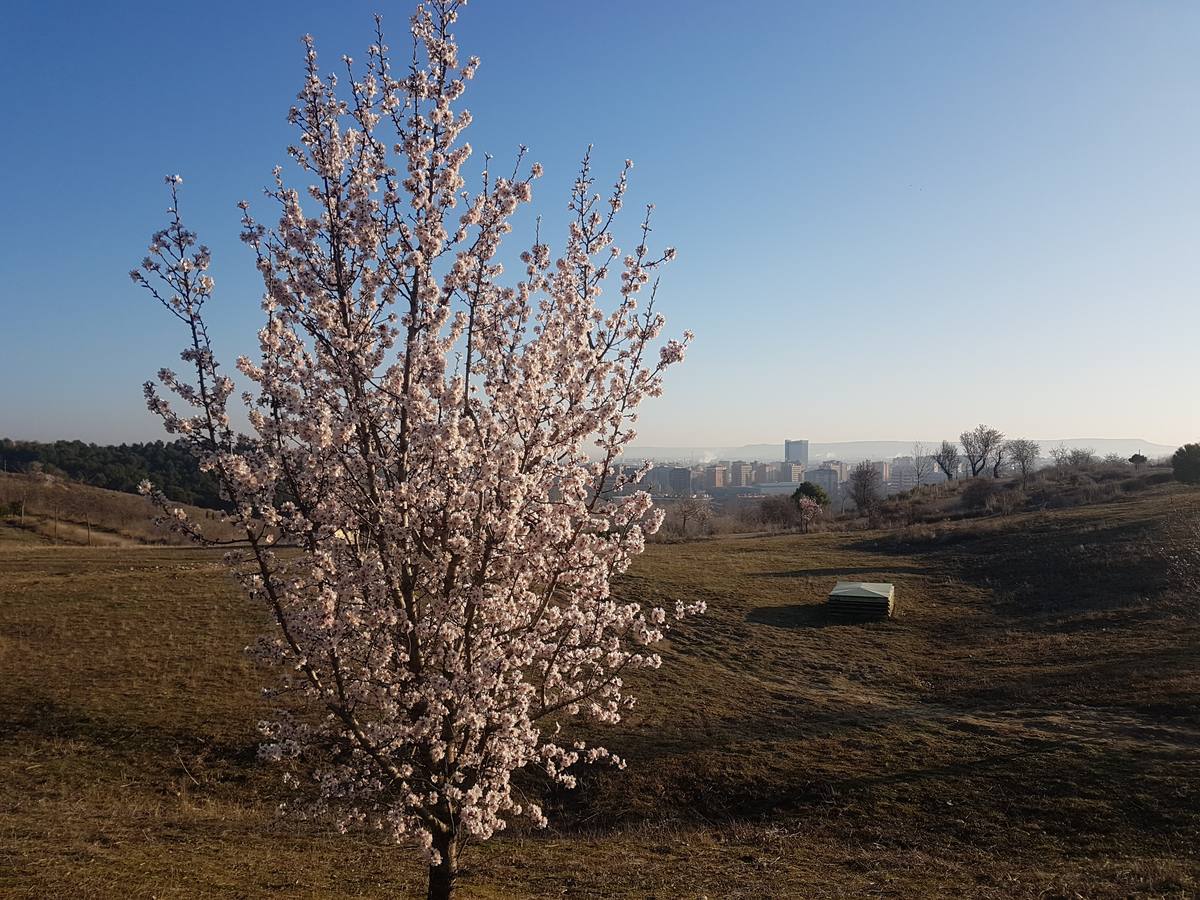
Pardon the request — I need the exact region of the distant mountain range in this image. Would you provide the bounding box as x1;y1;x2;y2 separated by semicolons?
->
621;438;1178;464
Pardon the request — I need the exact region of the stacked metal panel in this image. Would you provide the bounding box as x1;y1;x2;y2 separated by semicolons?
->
827;581;895;618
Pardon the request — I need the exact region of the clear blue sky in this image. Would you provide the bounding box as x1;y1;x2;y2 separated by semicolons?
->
1;1;1197;447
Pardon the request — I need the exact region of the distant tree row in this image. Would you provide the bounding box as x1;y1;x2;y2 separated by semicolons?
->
927;426;1176;491
929;425;1041;487
0;438;226;508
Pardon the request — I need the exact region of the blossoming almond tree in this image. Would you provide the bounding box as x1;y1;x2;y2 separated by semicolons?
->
795;495;820;534
130;3;696;897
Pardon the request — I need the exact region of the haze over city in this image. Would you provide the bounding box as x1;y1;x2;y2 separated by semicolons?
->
1;0;1197;446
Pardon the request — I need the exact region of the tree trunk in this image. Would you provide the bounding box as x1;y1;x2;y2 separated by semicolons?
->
427;834;458;900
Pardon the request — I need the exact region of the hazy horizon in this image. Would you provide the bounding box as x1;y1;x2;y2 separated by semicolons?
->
1;1;1197;446
0;430;1178;463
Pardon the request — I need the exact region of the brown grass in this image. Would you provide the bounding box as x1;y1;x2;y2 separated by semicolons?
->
0;472;241;547
1;484;1198;897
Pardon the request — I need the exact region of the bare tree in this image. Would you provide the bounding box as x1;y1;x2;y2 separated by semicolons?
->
1067;447;1098;468
671;495;712;537
848;461;882;525
0;477;28;523
1005;439;1040;489
933;440;960;480
64;489;95;546
960;424;1004;478
1049;443;1069;468
912;442;934;488
991;442;1007;479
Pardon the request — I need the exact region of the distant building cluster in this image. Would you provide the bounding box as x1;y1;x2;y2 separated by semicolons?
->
629;438;951;506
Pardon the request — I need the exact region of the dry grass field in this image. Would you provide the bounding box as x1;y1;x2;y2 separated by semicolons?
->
1;484;1198;898
0;472;242;546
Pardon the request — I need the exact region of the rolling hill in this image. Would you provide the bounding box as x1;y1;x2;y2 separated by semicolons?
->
1;480;1196;897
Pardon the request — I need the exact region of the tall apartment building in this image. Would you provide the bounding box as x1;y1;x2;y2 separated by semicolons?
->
753;461;780;484
822;460;849;481
668;467;693;496
728;461;754;488
806;466;840;498
644;465;671;493
887;457;918;493
784;439;810;466
704;465;728;490
779;462;805;483
886;456;943;492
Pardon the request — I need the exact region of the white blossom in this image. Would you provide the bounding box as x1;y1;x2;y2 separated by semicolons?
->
132;2;695;890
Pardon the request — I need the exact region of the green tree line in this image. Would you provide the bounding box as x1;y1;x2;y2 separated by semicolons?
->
0;438;225;509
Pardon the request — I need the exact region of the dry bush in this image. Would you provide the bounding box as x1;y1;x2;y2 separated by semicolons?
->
758;495;801;530
961;478;996;510
987;488;1026;516
1080;482;1122;505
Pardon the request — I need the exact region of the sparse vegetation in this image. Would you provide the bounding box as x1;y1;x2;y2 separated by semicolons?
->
1070;447;1099;467
0;473;239;546
961;477;996;510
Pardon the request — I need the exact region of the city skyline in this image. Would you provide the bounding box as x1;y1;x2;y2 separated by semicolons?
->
618;435;1175;465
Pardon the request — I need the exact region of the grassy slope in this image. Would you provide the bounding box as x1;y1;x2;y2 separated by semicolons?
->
1;487;1197;898
0;472;240;546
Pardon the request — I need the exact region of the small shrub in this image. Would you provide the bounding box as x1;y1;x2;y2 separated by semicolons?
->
1121;475;1150;493
1171;444;1200;485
